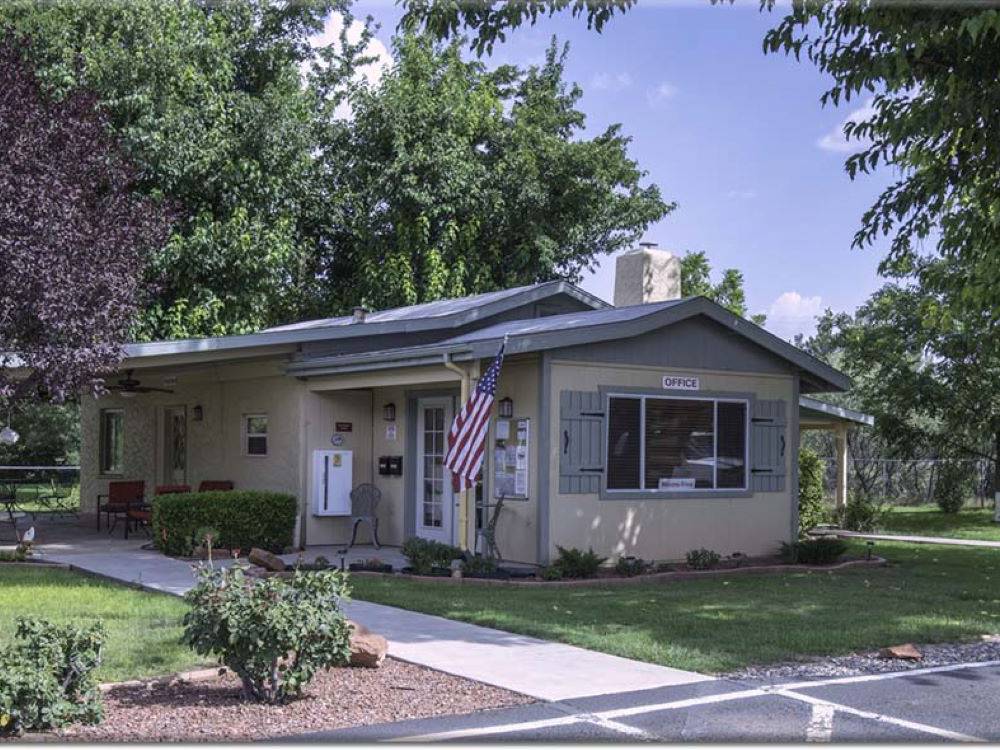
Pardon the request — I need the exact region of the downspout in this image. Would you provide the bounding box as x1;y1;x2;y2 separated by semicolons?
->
443;352;472;550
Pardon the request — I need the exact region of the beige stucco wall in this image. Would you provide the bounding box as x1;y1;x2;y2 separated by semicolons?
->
481;356;540;564
79;361;305;536
546;360;795;563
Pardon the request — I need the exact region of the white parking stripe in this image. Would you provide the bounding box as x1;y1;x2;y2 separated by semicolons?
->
776;690;985;743
805;703;835;742
774;659;1000;692
386;715;583;742
387;662;1000;743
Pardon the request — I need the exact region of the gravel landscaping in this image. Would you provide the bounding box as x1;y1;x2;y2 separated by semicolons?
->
49;658;532;742
724;637;1000;683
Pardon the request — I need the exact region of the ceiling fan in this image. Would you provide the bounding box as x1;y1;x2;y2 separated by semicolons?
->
106;370;174;397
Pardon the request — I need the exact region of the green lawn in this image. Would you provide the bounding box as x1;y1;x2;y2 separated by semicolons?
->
0;566;205;682
351;541;1000;674
882;504;1000;541
6;483;80;513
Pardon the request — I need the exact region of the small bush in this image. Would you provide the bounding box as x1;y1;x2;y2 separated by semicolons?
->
0;618;105;735
685;548;721;570
780;536;847;566
835;494;888;532
798;448;827;535
541;565;563;581
550;546;606;579
182;564;352;704
152;490;297;556
0;548;27;562
935;461;972;514
402;537;463;575
614;556;650;577
461;555;498;577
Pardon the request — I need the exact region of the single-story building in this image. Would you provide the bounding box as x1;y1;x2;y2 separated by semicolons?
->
79;244;871;564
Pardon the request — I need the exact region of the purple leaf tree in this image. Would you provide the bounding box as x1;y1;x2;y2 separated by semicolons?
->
0;38;172;404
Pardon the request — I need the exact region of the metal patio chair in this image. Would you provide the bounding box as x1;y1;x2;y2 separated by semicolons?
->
348;483;381;549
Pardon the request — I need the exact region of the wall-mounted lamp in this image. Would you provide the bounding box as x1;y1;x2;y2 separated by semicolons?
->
498;397;514;419
383;402;396;422
193;404;204;422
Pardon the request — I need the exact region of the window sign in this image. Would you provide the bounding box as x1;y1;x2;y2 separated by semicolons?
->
494;418;529;498
662;375;700;390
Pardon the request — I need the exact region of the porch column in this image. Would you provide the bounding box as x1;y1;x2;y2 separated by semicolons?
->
835;423;849;509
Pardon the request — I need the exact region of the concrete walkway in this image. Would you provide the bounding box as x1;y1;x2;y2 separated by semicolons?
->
833;530;1000;549
32;523;711;701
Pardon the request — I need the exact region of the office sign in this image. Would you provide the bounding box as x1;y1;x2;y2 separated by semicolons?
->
662;375;700;391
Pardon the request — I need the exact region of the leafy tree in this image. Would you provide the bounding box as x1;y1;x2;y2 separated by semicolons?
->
763;2;1000;319
0;403;80;467
0;39;171;404
799;260;1000;499
324;34;669;311
399;0;634;55
679;251;765;325
1;0;364;339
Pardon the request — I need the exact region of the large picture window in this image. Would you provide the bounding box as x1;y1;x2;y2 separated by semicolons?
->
606;395;747;492
99;409;124;475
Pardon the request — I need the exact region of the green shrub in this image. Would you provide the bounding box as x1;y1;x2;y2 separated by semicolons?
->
780;536;847;565
401;537;463;575
461;555;498;577
835;494;888;532
685;548;721;570
614;556;650;577
798;447;827;535
182;564;351;704
0;618;105;735
935;460;972;514
550;546;606;579
152;490;297;556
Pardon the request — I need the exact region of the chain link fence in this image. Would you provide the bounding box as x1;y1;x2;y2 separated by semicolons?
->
818;458;995;507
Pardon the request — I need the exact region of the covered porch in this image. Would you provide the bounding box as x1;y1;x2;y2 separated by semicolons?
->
799;396;875;508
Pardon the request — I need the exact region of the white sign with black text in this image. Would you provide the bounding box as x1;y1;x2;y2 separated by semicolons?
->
662;375;700;391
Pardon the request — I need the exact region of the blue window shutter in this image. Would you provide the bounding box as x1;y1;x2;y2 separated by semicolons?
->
558;390;605;494
750;399;787;492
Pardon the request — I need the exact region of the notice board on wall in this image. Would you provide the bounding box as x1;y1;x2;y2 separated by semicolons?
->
493;418;529;499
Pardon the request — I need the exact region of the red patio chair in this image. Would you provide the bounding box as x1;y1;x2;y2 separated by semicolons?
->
96;480;145;533
198;480;234;492
155;484;191;496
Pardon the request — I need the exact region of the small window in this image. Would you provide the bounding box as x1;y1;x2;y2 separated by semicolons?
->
99;409;124;475
244;414;268;456
606;395;748;492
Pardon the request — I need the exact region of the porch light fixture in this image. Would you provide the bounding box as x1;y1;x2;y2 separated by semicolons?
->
383;402;396;422
498;397;514;419
193;404;204;422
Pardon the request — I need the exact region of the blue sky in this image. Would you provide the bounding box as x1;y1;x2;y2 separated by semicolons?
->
338;1;890;341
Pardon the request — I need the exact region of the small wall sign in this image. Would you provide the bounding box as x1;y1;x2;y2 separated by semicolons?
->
659;477;696;490
335;421;353;432
662;375;700;391
331;434;345;446
385;423;397;441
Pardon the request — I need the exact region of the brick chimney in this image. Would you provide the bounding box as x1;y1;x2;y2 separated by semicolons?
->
613;241;681;307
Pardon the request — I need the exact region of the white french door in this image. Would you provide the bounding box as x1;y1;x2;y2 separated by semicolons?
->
415;397;454;544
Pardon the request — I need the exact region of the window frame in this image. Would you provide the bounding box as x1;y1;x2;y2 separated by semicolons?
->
243;413;269;457
98;408;125;476
600;387;753;501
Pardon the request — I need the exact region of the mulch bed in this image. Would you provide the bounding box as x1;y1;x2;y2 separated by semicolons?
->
48;658;532;742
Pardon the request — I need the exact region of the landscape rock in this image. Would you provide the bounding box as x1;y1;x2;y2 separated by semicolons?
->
248;547;286;572
348;620;388;668
879;643;923;661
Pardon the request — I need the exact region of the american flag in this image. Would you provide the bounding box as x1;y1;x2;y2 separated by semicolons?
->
444;340;506;492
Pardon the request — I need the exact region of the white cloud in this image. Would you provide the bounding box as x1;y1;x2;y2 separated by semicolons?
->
725;189;757;200
591;72;633;92
646;82;677;107
817;98;877;153
765;291;824;342
306;13;393;120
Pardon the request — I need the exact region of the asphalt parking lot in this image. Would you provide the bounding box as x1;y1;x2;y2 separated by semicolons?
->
302;659;1000;742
